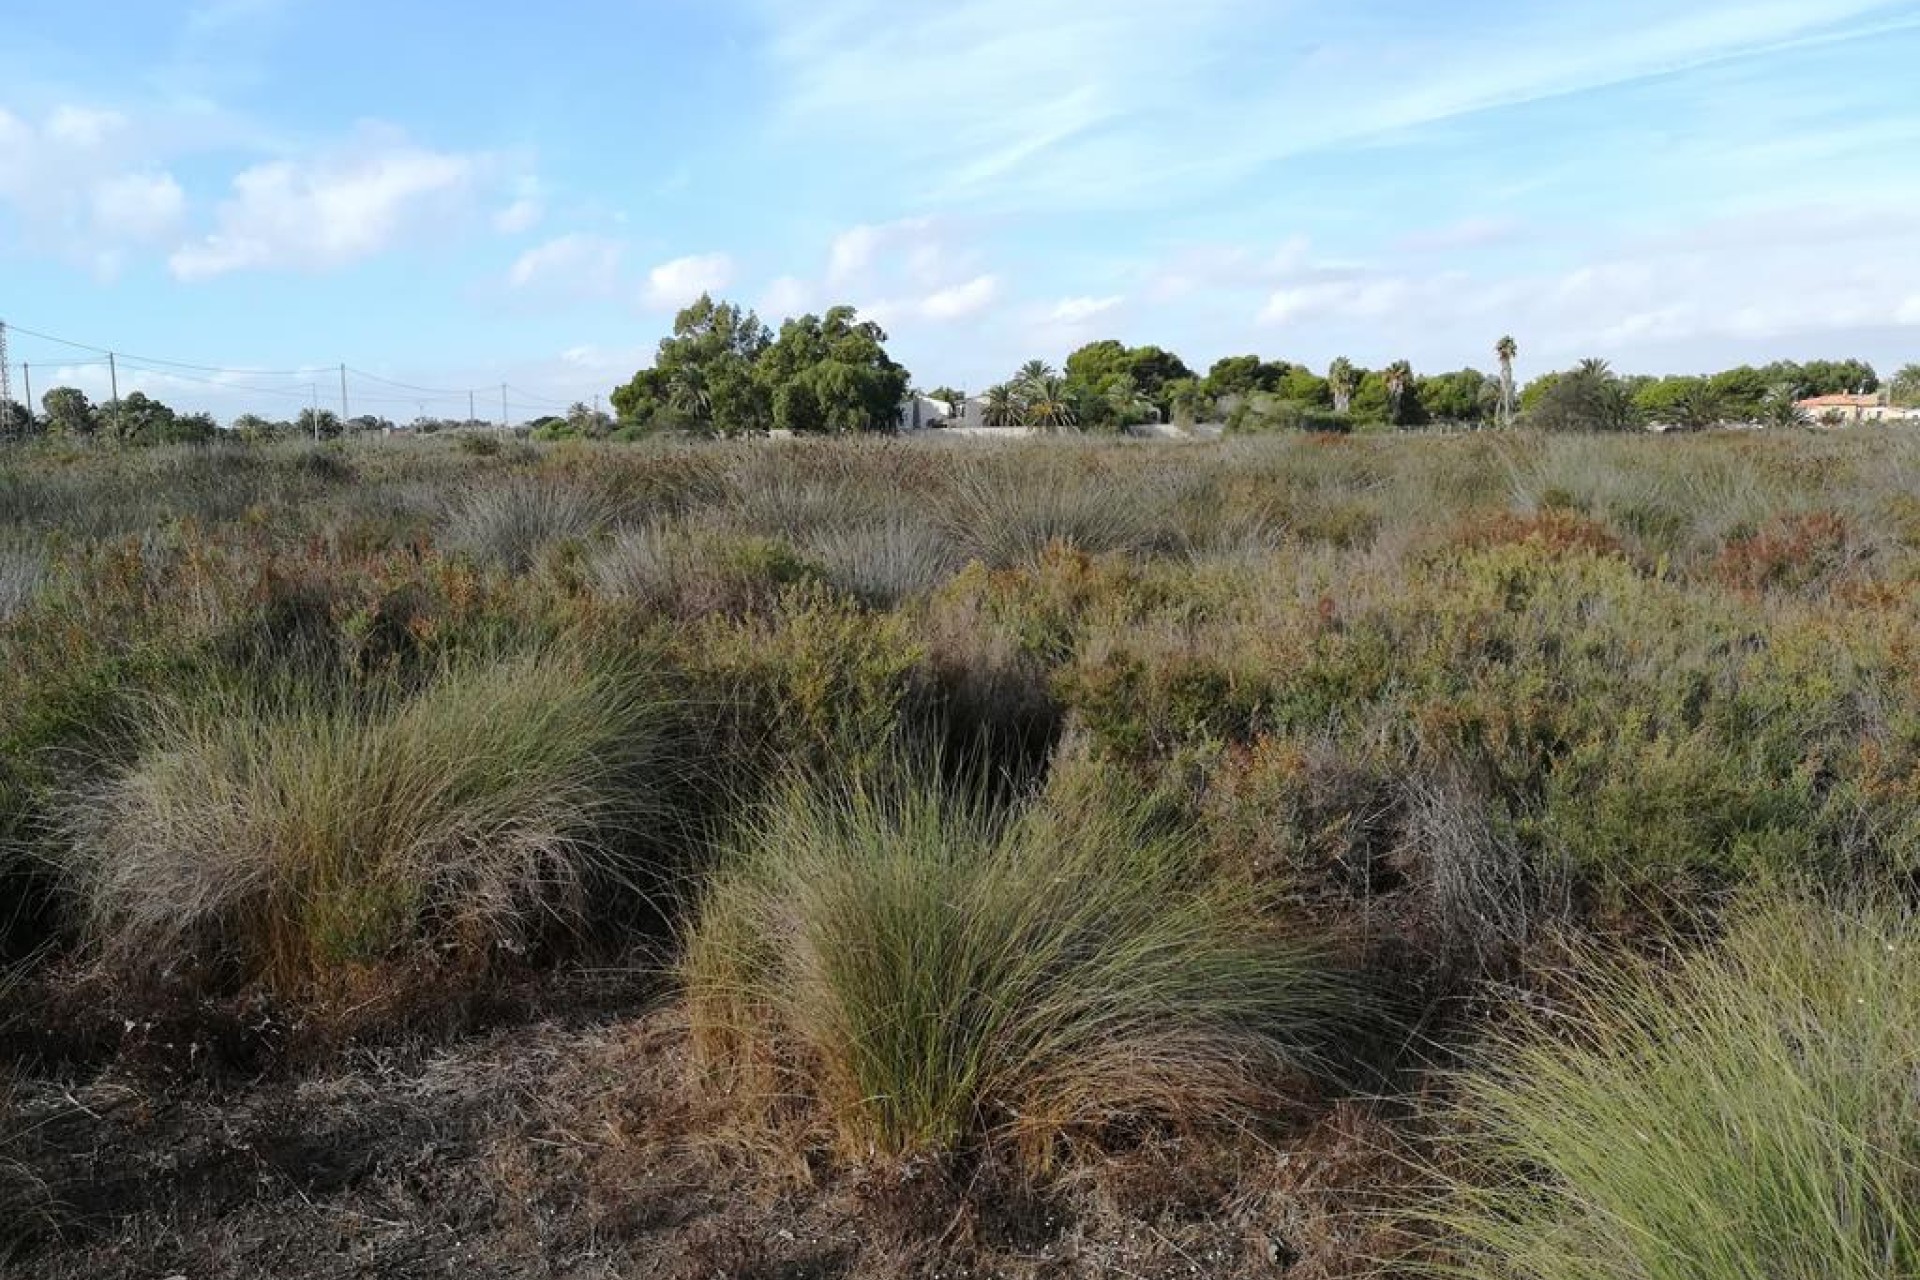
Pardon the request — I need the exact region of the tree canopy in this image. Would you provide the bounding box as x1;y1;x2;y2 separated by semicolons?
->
611;295;906;437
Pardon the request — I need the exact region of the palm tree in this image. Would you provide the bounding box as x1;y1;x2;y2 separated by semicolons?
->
1495;335;1518;427
1016;360;1055;390
1384;359;1413;425
1668;384;1728;433
983;383;1020;427
1577;357;1613;379
1328;357;1357;414
668;367;712;422
1023;375;1078;430
1760;384;1811;430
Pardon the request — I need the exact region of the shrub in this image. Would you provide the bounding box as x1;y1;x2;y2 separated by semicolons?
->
684;581;924;780
1421;897;1920;1279
684;767;1375;1174
590;522;818;619
63;648;679;995
444;474;618;572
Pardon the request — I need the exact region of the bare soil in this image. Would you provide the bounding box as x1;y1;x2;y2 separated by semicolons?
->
2;982;1422;1280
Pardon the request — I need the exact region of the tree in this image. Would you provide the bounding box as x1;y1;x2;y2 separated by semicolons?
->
231;412;280;442
1495;335;1518;427
1667;383;1730;432
109;391;178;444
1524;360;1641;433
1062;340;1193;422
0;398;34;436
1760;384;1811;429
1384;359;1421;427
1328;357;1357;414
1014;363;1076;429
1420;369;1497;424
925;386;966;410
42;386;97;437
982;383;1021;427
634;293;774;437
296;407;343;440
759;306;910;435
1890;363;1920;408
563;401;613;438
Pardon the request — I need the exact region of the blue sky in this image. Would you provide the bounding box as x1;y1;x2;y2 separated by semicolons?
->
3;0;1918;419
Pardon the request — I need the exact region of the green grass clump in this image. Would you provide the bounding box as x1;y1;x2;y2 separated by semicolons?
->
65;648;678;994
684;768;1374;1173
1423;897;1920;1279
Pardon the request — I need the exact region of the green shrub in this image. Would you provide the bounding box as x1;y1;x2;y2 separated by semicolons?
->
684;766;1375;1174
684;581;924;780
1421;897;1920;1279
63;647;679;994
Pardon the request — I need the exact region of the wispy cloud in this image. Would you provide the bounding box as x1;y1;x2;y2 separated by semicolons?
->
506;232;623;294
749;0;1912;212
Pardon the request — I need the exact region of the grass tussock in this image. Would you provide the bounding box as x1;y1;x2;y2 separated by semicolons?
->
1421;897;1920;1280
65;648;679;994
684;764;1376;1174
443;472;619;571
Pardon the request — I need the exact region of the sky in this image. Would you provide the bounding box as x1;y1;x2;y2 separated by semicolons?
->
2;0;1919;420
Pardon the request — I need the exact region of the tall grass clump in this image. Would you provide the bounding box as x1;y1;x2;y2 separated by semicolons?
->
801;515;960;606
0;546;46;620
444;473;618;571
590;521;818;619
1422;897;1920;1279
942;450;1168;567
684;767;1375;1173
65;648;679;994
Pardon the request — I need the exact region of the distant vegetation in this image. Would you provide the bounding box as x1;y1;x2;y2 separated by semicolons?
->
9;300;1914;445
3;422;1920;1275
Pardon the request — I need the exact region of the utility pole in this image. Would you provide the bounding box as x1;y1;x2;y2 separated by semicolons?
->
468;389;475;426
22;363;31;426
310;384;319;442
108;351;120;440
500;384;508;432
339;363;350;424
0;320;12;439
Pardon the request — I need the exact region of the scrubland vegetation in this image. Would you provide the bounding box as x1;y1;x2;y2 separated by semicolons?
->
2;426;1918;1276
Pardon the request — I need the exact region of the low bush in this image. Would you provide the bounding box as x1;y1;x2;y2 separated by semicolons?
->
1421;897;1920;1279
591;522;818;619
63;647;680;996
683;766;1376;1174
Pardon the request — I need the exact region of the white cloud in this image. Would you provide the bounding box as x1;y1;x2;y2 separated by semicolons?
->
759;274;813;318
0;104;188;257
169;127;477;280
919;274;1000;321
493;195;544;235
643;252;735;309
1041;295;1124;325
506;233;623;293
91;171;187;241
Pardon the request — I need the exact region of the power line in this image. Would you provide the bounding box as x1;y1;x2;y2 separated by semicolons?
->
4;321;328;376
